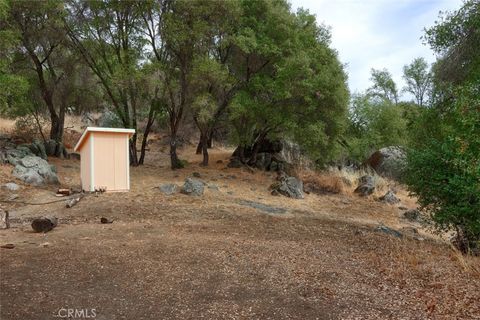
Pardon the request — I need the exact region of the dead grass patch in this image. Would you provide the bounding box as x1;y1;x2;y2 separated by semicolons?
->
293;168;345;194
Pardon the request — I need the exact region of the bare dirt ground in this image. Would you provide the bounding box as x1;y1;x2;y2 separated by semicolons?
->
1;137;479;319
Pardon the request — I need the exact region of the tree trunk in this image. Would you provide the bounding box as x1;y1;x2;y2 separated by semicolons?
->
138;104;156;165
248;142;262;166
237;145;246;164
195;136;203;154
129;134;138;167
201;133;209;166
207;131;213;148
170;135;182;169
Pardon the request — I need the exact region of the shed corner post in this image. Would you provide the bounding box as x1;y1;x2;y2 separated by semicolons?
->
126;134;130;190
90;133;95;192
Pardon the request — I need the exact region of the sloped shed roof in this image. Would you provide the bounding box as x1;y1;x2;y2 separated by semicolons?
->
74;127;135;152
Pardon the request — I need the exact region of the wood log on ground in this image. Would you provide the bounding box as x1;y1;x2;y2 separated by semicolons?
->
57;188;71;196
66;196;82;208
0;209;9;229
31;216;57;233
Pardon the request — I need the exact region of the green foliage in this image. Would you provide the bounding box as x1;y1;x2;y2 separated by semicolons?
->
405;84;480;251
367;68;399;104
0;0;29;114
346;93;408;161
424;0;480;86
228;1;349;165
402;57;432;107
406;1;480;252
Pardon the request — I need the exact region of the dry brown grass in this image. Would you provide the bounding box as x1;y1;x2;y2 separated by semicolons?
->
2;139;480;319
0;118;15;133
332;166;392;196
292;166;395;198
294;168;345;195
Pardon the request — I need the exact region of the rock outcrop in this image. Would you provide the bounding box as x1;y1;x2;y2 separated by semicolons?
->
365;146;406;180
354;175;375;196
12;156;59;186
181;178;204;196
270;176;304;199
379;190;400;204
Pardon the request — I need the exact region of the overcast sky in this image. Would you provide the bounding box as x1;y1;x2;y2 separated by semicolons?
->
289;0;463;98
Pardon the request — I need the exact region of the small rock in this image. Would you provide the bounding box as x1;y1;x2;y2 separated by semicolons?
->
159;183;179;195
375;225;403;238
181;178;204;196
1;244;14;249
270;176;304;199
4;182;20;191
379;190;400;204
100;217;113;224
354;175;375;196
398;206;408;210
238;199;287;215
403;209;421;221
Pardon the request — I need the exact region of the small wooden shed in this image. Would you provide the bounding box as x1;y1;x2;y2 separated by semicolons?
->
74;127;135;192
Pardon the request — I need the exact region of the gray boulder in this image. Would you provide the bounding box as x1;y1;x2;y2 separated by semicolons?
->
4;182;20;191
44;139;57;156
375;225;403;238
366;146;406;180
379;190;400;204
26;140;47;159
44;139;68;158
181;178;204;196
354;175;375;196
159;183;179;195
12;155;59;186
271;176;304;199
5;147;34;165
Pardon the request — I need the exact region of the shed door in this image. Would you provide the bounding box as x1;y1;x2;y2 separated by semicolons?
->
113;134;128;190
93;132;128;191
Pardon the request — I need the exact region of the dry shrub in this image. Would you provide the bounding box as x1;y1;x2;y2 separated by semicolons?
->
294;168;345;195
334;166;391;196
63;129;82;150
13;115;47;142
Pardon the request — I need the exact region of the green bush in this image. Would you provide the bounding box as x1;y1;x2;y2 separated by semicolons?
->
404;84;480;253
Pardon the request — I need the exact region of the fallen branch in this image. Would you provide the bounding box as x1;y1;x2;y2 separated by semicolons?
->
66;196;82;208
0;194;86;206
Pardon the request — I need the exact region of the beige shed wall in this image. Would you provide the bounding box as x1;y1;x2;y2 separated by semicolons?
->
91;132;129;192
80;136;91;191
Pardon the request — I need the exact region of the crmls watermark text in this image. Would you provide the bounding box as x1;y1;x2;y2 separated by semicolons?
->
56;308;96;318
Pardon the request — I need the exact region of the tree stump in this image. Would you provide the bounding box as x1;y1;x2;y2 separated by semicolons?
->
31;216;57;233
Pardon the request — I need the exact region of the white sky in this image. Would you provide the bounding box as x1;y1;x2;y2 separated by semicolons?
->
289;0;463;99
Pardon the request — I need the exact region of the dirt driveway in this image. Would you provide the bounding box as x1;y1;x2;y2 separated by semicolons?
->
1;148;479;319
